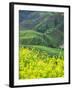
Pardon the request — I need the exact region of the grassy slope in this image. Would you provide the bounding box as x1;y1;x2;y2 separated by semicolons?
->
20;12;64;48
20;45;64;57
19;30;48;47
19;30;63;48
19;30;64;57
20;30;42;37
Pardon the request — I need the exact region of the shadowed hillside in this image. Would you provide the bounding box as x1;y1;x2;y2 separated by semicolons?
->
19;10;64;48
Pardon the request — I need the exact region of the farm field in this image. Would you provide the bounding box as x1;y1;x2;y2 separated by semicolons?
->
19;46;64;79
19;11;64;79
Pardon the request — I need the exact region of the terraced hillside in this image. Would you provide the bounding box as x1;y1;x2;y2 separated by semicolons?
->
19;11;64;79
19;11;64;48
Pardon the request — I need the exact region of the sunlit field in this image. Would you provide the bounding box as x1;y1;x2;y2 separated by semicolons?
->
19;11;64;79
19;47;64;79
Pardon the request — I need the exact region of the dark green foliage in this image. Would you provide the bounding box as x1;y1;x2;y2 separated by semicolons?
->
19;30;48;46
19;11;64;48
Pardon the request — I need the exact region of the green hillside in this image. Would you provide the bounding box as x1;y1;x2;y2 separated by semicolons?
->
19;11;64;79
19;30;48;46
19;29;63;48
19;11;64;48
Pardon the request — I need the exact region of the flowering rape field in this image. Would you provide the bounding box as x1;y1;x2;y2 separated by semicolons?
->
19;47;64;79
